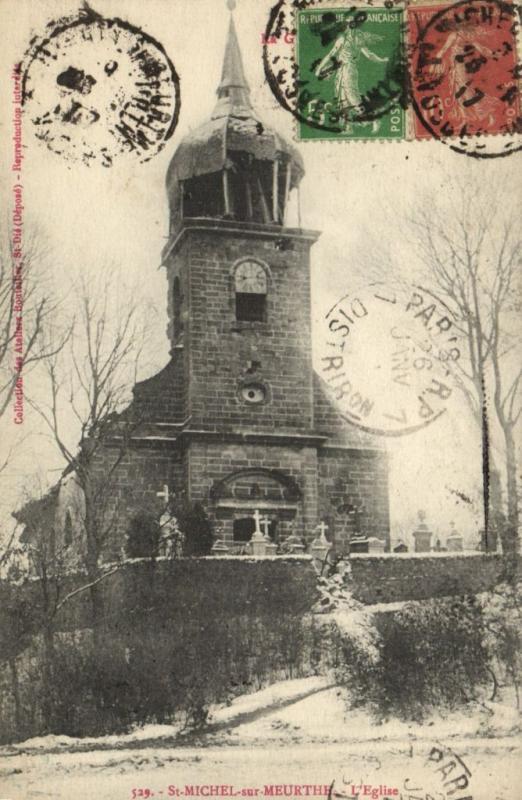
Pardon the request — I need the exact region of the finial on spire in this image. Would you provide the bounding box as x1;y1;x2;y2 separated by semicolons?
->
227;0;236;10
213;5;251;116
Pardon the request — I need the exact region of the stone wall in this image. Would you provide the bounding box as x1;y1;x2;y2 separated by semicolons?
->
348;553;508;604
186;439;318;544
0;557;322;743
317;447;389;551
45;553;509;636
131;355;187;425
86;441;184;561
69;434;389;559
0;557;321;639
173;227;316;433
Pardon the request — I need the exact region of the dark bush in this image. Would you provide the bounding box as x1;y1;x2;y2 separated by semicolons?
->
126;511;161;558
480;582;522;707
170;499;213;556
0;559;319;742
335;595;492;721
0;613;317;741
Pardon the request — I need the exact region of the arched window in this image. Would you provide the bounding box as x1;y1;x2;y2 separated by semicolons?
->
64;510;73;547
172;276;183;340
234;260;267;322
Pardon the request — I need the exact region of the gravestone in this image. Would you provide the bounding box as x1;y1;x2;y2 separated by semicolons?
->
284;533;306;554
479;527;499;553
250;509;269;556
368;536;386;554
261;516;278;555
412;510;432;553
350;535;369;554
211;539;230;555
158;510;183;558
446;521;463;552
311;521;331;566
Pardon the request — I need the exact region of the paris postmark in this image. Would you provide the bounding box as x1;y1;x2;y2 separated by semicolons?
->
318;283;462;436
22;6;180;167
328;740;476;800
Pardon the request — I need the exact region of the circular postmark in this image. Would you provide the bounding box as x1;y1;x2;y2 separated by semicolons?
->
263;0;408;139
409;0;522;159
22;7;180;167
317;284;461;436
327;739;478;800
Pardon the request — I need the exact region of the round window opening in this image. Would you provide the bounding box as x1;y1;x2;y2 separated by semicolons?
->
241;383;267;404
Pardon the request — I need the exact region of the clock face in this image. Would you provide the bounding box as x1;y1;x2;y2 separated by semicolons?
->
235;261;267;294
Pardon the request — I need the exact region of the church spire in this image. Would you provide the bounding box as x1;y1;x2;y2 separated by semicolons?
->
213;6;252;119
166;0;305;228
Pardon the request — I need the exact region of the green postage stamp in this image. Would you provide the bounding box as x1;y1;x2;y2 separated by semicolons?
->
296;8;406;140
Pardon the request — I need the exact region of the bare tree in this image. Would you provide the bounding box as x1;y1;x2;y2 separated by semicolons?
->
29;268;152;624
0;228;65;422
1;473;123;739
347;169;521;567
0;227;68;573
405;177;521;564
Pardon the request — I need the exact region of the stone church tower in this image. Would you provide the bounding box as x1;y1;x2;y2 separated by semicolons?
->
111;13;390;553
32;14;388;560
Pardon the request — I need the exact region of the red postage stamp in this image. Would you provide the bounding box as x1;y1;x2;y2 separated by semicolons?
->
409;0;521;140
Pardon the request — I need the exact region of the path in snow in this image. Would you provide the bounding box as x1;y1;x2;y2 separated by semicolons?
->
0;679;520;800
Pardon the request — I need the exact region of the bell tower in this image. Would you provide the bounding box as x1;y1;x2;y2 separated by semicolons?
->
162;8;320;435
79;3;389;559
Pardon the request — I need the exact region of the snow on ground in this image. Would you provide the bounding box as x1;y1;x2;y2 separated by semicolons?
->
206;676;331;726
0;678;520;800
4;724;184;753
209;686;520;745
1;732;520;800
2;677;331;755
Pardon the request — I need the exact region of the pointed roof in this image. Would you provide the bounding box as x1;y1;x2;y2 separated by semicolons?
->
213;15;252;119
166;8;305;210
218;16;249;95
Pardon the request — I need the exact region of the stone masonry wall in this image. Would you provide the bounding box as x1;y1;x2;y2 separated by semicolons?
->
186;439;319;544
317;447;390;552
88;442;184;561
14;554;508;638
348;553;508;604
177;228;315;433
84;437;389;558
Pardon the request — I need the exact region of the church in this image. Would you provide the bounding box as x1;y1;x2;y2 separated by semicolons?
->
18;14;390;560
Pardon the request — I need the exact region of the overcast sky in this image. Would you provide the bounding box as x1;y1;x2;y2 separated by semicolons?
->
2;0;521;545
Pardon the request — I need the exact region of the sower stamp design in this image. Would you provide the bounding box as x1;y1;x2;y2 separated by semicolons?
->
22;7;180;166
297;7;407;139
263;1;408;141
409;0;522;142
319;285;461;436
